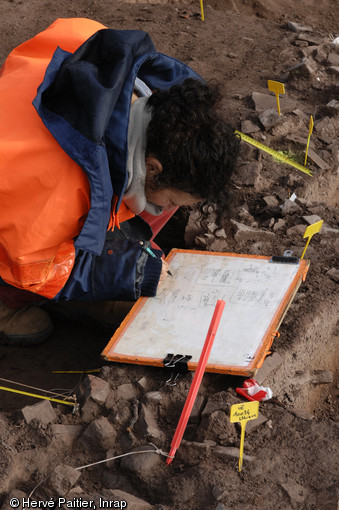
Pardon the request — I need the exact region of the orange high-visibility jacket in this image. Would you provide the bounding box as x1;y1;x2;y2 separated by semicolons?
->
0;18;201;301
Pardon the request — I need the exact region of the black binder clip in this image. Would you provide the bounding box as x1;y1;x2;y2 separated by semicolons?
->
269;250;300;264
163;353;192;374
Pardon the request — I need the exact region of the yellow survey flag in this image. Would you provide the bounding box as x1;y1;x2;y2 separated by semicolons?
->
230;401;259;471
267;80;285;115
301;220;323;259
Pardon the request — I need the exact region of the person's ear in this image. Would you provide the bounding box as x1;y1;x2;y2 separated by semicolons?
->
145;156;163;178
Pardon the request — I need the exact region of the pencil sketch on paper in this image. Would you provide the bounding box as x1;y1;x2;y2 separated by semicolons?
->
107;251;303;372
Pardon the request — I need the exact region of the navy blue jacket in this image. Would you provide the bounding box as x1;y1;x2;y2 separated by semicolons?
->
32;28;202;302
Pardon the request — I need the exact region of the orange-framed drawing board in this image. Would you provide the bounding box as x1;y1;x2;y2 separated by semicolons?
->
102;249;309;376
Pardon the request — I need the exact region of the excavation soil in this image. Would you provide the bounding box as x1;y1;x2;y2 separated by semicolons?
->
0;1;338;509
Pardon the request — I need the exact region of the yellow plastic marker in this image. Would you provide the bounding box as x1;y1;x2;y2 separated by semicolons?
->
300;220;323;259
0;385;76;407
230;401;259;471
235;131;314;177
304;115;314;166
267;80;285;115
200;0;205;21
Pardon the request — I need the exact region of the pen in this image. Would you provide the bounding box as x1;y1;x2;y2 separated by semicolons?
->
140;242;173;276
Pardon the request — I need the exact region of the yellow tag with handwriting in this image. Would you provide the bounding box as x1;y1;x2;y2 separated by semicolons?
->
267;80;285;115
230;401;259;471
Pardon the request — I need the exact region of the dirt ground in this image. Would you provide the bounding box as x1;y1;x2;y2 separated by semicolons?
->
0;0;338;509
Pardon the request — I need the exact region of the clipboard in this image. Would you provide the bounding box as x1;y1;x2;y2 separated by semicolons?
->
102;249;309;376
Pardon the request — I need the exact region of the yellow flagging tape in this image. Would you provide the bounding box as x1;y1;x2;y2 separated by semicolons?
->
0;385;76;407
235;130;314;177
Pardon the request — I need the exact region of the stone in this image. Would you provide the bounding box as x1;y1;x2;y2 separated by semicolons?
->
78;375;110;405
327;99;339;109
311;369;333;385
287;21;313;32
280;481;308;505
329;65;339;75
263;195;279;208
184;208;205;246
241;412;268;434
137;377;148;390
315;117;338;144
259;109;282;130
120;445;161;478
215;228;227;238
232;161;262;187
255;352;284;385
287;57;317;80
322;225;339;237
302;214;322;225
196;411;237;444
208;238;229;252
1;490;27;510
214;446;255;463
190;394;205;422
114;383;137;401
241;120;261;134
50;424;83;447
326;268;339;283
202;391;230;415
281;199;302;216
22;400;56;426
231;220;275;243
252;92;296;113
178;439;211;463
82;416;117;450
328;53;339;66
286;224;307;236
137;404;163;440
47;464;81;497
273;218;286;231
144;390;162;402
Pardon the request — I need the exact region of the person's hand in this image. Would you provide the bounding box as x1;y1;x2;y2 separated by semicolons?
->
159;259;170;282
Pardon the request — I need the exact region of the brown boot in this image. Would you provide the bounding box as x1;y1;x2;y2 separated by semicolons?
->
0;301;53;346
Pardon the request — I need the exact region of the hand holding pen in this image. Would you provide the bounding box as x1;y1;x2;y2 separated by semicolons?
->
139;241;173;278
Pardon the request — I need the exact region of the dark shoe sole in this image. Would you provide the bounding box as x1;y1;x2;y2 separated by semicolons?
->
0;324;54;346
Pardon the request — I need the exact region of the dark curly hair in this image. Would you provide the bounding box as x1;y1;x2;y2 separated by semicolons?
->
146;78;240;211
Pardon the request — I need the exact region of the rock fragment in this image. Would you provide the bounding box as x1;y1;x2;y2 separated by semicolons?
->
259;109;282;130
240;120;261;134
232;161;262;187
326;268;339;283
281;199;302;216
286;21;313;32
280;481;308;505
215;446;255;463
311;369;333;385
50;424;83;447
82;416;117;450
22;400;56;426
47;464;81;497
231;220;275;243
137;404;163;440
120;444;161;477
255;352;284;385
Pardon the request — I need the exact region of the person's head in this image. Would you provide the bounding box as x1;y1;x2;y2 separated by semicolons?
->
144;78;240;212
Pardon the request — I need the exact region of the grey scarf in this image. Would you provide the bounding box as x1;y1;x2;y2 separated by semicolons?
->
123;97;163;216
